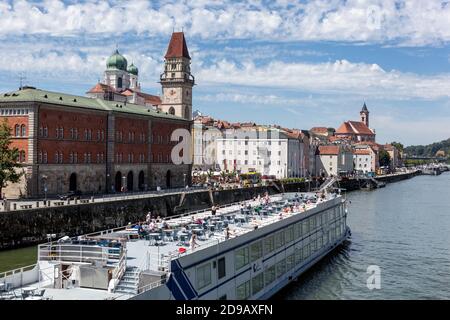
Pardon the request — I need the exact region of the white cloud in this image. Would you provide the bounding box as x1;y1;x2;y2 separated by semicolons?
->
1;0;450;46
196;59;450;100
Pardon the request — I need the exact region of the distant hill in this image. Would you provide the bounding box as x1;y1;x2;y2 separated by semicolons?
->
404;138;450;157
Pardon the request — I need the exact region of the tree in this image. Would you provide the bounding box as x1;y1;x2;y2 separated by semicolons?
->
391;141;404;152
379;150;391;167
0;119;23;197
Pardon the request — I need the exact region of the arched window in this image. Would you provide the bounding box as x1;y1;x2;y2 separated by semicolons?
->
15;124;20;137
21;124;26;137
169;107;175;115
117;77;122;88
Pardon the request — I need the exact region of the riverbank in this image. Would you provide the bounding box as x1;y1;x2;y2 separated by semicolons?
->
0;170;420;252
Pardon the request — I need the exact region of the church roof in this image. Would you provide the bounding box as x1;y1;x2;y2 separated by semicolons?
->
86;83;117;94
336;121;374;135
165;32;191;59
121;88;162;106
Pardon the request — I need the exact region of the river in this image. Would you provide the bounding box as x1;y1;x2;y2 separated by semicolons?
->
274;172;450;299
1;173;450;299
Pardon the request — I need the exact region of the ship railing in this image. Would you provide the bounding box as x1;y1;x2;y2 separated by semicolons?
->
112;250;127;282
137;278;166;295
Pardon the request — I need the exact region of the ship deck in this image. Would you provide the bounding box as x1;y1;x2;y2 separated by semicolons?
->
1;191;340;300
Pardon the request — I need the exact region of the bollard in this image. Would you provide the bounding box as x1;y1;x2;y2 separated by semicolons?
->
75;198;78;204
67;199;70;205
91;196;94;203
36;201;39;208
13;203;17;210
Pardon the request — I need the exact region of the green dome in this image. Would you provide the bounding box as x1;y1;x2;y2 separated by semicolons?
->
127;63;138;76
106;49;128;71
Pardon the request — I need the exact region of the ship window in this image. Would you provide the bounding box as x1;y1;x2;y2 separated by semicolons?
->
196;263;212;290
236;280;250;300
274;231;285;249
264;265;276;286
286;254;295;271
302;220;309;235
295;222;302;238
263;236;274;255
218;257;226;279
276;259;286;278
251;273;264;296
295;247;303;264
302;244;311;260
284;227;294;244
250;241;263;262
235;247;249;271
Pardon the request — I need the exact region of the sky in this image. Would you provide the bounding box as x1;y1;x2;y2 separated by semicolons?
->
0;0;450;146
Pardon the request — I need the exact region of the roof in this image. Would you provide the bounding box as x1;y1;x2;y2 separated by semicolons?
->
318;145;340;155
353;149;371;156
165;32;191;59
361;102;369;112
0;88;188;122
86;83;125;95
336;121;374;135
310;127;328;133
122;89;162;106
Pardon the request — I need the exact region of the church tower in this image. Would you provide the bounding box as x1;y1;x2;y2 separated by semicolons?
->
160;32;194;120
360;102;369;127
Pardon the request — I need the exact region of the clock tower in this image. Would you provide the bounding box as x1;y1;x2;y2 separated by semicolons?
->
160;32;194;120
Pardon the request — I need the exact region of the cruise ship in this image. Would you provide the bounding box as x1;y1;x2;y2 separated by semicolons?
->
0;191;350;300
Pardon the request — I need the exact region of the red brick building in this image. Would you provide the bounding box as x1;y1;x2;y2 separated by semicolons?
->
0;33;193;198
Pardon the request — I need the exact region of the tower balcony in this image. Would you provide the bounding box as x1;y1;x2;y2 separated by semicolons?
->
159;73;195;85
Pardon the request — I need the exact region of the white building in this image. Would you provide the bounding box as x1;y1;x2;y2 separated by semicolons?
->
353;149;372;173
216;126;309;179
316;145;353;177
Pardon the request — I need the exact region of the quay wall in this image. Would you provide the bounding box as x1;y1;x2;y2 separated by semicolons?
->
0;171;419;250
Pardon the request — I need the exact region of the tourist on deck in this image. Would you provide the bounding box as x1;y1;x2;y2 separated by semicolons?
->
189;234;198;251
211;205;217;216
146;212;151;223
240;203;245;214
225;227;231;240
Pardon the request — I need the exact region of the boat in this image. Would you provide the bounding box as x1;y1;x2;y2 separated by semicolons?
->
0;191;350;300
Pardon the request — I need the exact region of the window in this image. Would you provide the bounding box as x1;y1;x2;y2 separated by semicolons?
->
74;152;78;164
235;247;249;270
286;254;295;271
21;125;26;137
218;257;226;280
43;152;47;164
69;152;74;164
276;259;286;277
117;77;122;88
285;227;294;244
274;231;285;249
196;263;212;290
250;241;263;262
15;124;20;136
264;236;274;255
236;280;250;300
264;265;276;286
171;63;177;70
171;72;175;78
251;273;264;296
44;127;48;137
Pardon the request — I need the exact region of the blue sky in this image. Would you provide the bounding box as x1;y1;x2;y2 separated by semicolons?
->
0;0;450;146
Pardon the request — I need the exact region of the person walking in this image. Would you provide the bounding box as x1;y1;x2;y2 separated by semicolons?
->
189;233;198;251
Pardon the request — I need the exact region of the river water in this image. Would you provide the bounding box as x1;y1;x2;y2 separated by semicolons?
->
1;173;449;299
274;172;450;299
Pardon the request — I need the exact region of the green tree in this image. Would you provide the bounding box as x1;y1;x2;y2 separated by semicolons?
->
391;141;404;152
0;119;22;197
379;150;391;167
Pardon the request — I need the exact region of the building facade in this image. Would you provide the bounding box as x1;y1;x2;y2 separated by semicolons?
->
0;32;193;199
316;145;354;177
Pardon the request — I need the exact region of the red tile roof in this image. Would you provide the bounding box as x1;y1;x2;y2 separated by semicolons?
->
318;145;340;155
121;88;162;105
87;83;115;94
310;127;328;133
353;149;371;155
336;121;374;135
165;32;191;59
